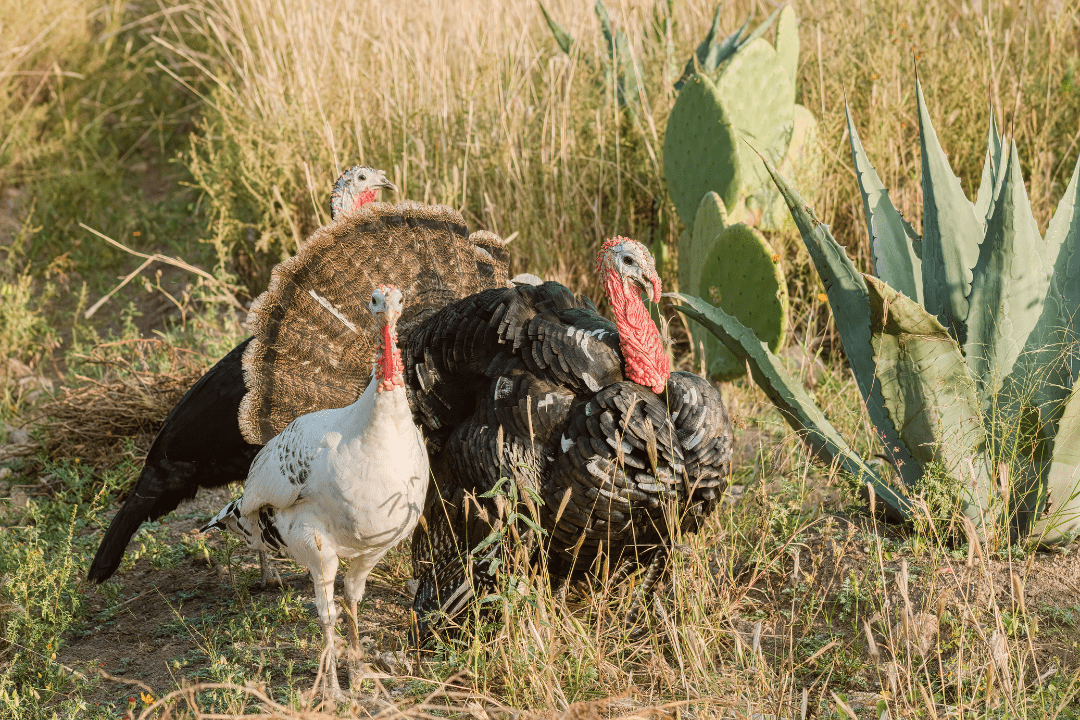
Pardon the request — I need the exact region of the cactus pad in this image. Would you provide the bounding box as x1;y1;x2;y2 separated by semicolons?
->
678;192;787;380
752;103;820;230
775;4;799;89
696;224;788;380
714;38;795;218
664;72;743;226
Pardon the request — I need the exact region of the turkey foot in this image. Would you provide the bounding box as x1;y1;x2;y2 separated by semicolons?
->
257;551;284;589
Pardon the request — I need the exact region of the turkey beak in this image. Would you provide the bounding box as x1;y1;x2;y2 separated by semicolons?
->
377;174;398;194
631;272;661;304
380;306;401;328
646;272;662;305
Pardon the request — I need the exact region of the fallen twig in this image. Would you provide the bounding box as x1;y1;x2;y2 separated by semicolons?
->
79;222;246;318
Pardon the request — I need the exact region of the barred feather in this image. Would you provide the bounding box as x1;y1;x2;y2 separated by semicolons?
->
403;280;734;637
240;202;510;445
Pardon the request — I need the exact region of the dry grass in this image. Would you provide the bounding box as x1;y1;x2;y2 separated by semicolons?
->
31;339;207;467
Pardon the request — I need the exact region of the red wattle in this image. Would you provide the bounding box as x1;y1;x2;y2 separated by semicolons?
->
605;269;669;393
354;188;378;210
377;323;403;390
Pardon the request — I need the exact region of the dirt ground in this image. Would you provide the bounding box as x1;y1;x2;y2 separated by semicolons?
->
60;486;417;704
58;477;1080;711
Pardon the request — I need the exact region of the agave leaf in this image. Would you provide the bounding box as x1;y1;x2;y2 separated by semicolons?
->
866;275;993;519
972;105;1006;224
538;1;573;55
595;0;640;107
1043;151;1080;359
1001;156;1080;537
916;75;985;341
708;15;753;72
964;140;1048;410
846;101;923;305
673;293;912;520
595;0;614;50
1017;151;1080;427
1033;385;1080;544
761;156;923;486
729;4;784;60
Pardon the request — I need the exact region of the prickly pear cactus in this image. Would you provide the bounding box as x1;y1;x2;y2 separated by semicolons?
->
679;192;788;380
750;103;820;230
664;73;743;226
713;35;794;214
664;4;819;231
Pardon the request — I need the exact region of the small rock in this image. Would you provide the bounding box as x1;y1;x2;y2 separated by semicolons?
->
0;467;11;481
2;424;28;445
404;579;419;596
10;489;28;508
373;650;413;676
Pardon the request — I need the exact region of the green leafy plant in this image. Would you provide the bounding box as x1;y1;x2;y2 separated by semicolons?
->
538;0;649;109
664;4;817;381
676;73;1080;543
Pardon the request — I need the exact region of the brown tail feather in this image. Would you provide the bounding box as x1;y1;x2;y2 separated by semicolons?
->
240;201;510;444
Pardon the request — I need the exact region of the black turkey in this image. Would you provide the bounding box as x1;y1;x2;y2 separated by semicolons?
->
86;166;412;584
239;229;734;640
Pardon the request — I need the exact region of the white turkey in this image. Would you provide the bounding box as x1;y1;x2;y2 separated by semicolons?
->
87;166;489;586
238;222;735;641
203;284;427;697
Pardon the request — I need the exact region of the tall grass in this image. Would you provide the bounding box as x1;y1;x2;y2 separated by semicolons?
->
143;0;1080;339
164;0;679;294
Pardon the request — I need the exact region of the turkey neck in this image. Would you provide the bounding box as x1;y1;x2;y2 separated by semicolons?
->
375;322;404;393
603;271;670;393
339;320;410;438
353;188;379;210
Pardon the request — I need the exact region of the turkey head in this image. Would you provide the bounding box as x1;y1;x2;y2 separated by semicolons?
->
330;166;397;218
369;285;405;392
595;237;669;393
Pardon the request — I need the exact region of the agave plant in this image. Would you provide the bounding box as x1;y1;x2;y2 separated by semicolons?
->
677;75;1080;543
539;0;649;109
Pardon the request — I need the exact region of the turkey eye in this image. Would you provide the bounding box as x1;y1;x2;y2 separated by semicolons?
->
359;174;367;181
621;256;633;265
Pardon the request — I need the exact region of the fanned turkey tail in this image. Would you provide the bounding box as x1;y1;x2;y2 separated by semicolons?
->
239;202;510;445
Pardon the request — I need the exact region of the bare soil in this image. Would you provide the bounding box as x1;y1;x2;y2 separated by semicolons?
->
60;487;416;704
